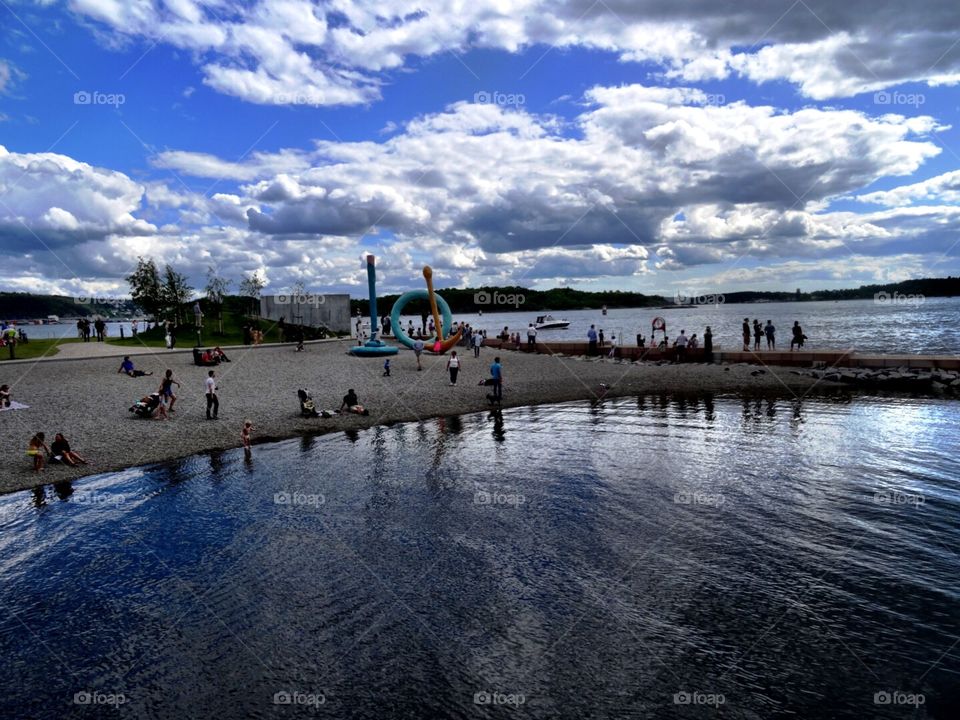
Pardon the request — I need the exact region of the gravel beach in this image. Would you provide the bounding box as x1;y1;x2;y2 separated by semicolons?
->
1;338;836;494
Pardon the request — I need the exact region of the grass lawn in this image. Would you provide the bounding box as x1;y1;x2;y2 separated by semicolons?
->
105;313;287;349
0;338;79;362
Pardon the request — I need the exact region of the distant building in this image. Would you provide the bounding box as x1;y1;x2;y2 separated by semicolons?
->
260;293;351;333
796;288;802;300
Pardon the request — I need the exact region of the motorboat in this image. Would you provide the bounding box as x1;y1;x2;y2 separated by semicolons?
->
534;314;571;330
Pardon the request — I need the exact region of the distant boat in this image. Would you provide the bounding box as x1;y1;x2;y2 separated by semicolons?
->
46;315;60;324
601;305;607;315
534;314;571;330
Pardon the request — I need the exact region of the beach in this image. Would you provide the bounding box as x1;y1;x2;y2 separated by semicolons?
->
0;338;843;495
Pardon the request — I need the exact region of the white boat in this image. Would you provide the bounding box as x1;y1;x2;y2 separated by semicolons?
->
534;314;571;330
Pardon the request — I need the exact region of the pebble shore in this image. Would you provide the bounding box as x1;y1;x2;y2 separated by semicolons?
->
2;338;838;494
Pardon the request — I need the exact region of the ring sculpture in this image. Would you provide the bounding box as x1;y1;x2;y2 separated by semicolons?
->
390;266;463;354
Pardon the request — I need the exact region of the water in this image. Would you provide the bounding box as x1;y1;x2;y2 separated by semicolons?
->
18;321;138;341
1;395;958;719
397;296;960;355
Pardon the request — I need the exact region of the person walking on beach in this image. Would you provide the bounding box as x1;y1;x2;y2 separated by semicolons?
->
490;356;503;401
413;338;424;370
205;370;219;420
160;369;181;413
765;320;776;350
790;321;806;350
587;325;598;356
446;351;461;386
241;421;253;458
527;323;537;350
27;432;49;473
704;326;713;364
742;318;751;351
472;331;483;358
383;358;391;377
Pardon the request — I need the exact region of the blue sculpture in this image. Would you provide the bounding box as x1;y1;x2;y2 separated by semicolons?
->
349;254;399;357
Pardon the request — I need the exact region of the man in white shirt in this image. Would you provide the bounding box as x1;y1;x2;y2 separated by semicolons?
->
675;330;688;363
205;370;219;420
527;323;537;350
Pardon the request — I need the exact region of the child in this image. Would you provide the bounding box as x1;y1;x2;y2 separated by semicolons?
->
27;432;49;473
383;358;391;377
241;421;253;457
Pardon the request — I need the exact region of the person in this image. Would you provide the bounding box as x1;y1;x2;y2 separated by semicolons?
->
446;350;461;386
636;333;645;348
241;421;253;457
490;356;503;401
527;323;537;349
339;389;369;415
50;433;88;467
383;358;391;377
753;319;762;351
688;333;699;350
587;325;598;356
159;369;180;413
791;321;806;350
212;346;231;362
201;349;214;364
131;319;138;337
472;331;483;358
278;317;286;342
607;334;618;359
598;329;605;348
413;338;424;370
118;356;152;377
500;326;509;342
765;320;776;350
27;432;49;473
704;326;713;364
0;384;10;408
205;370;219;420
408;319;415;338
675;329;688;362
742;318;750;351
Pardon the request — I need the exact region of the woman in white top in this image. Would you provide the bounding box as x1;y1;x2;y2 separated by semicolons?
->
446;351;461;386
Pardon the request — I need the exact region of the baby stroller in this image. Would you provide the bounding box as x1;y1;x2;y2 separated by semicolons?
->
129;393;162;418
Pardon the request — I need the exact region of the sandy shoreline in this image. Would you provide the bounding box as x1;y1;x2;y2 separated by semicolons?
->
2;338;851;495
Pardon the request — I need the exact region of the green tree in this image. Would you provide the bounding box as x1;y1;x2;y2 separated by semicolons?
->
239;271;265;317
126;257;163;320
204;266;231;334
162;265;193;325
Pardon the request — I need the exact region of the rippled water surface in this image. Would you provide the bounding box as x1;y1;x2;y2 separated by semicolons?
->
1;395;958;719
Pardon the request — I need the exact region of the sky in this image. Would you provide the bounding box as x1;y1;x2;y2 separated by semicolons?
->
1;0;960;299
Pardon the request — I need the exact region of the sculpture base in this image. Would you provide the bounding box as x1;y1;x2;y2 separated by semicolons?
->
349;341;399;357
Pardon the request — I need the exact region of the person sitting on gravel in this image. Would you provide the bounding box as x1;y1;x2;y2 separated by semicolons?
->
0;384;10;408
50;433;88;467
118;356;153;378
212;346;231;362
339;389;369;416
27;432;49;473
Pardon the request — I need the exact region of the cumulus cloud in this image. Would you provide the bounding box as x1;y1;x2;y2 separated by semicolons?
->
857;170;960;207
57;0;960;106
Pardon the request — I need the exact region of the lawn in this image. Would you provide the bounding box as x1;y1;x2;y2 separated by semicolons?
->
0;338;78;362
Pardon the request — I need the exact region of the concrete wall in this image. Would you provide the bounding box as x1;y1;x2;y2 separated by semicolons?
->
260;294;351;334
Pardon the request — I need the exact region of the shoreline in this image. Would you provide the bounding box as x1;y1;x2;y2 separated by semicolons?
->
0;340;950;496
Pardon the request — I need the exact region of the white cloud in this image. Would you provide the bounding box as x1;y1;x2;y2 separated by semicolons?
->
857;170;960;207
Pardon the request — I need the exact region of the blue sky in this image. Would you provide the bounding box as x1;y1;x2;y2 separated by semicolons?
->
1;0;960;298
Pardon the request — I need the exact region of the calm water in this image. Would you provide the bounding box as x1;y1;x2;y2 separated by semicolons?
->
1;395;958;719
398;296;960;354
